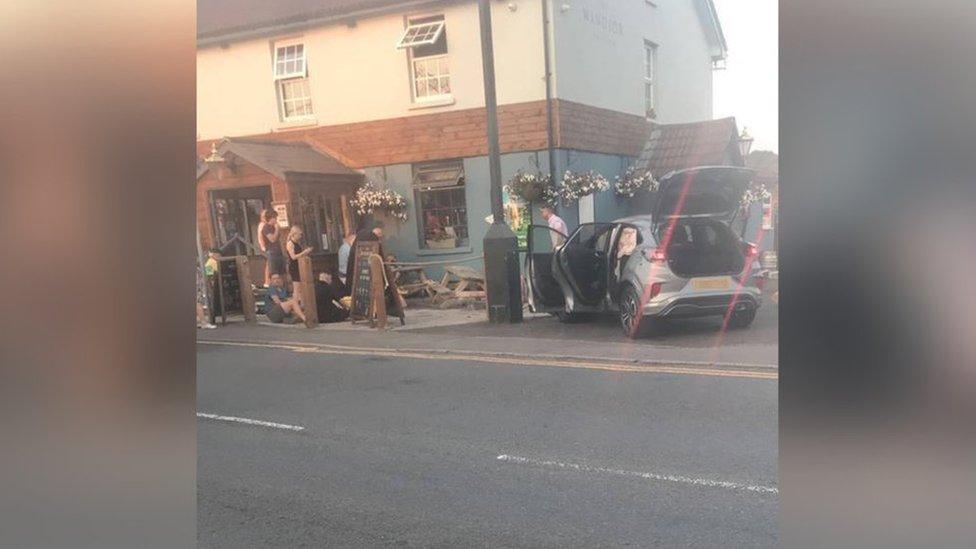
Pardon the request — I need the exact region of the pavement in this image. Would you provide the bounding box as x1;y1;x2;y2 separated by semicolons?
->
198;298;778;547
205;295;778;368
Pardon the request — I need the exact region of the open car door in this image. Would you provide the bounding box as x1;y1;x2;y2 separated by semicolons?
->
524;224;567;313
554;223;614;311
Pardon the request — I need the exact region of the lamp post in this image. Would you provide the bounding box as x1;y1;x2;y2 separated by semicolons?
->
478;0;522;323
738;127;754;158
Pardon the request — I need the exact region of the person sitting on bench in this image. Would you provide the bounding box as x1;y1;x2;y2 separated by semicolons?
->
265;273;306;324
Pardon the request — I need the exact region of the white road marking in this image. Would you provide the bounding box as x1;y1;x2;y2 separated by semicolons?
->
496;454;777;495
196;412;305;432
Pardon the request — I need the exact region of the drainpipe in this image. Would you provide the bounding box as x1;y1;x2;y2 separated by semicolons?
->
541;0;557;187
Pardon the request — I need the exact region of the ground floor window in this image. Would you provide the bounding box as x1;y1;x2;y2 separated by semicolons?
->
413;160;468;250
297;190;350;252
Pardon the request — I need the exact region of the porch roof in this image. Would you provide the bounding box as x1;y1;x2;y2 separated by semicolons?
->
198;138;361;181
633;117;742;178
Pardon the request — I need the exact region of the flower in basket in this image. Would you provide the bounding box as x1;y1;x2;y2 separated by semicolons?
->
556;170;610;204
614;166;659;197
504;171;556;205
350;181;409;222
740;182;772;208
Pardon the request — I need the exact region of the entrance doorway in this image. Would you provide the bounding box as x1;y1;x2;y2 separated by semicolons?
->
209;186;272;256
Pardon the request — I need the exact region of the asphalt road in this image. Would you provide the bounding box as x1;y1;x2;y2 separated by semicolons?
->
198;342;777;547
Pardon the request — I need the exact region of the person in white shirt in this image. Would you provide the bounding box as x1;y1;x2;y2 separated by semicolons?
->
336;232;355;287
541;206;569;249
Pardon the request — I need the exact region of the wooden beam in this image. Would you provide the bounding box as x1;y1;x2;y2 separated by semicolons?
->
236;256;257;323
298;255;318;328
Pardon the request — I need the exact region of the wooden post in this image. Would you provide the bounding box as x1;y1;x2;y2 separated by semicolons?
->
236;256;257;323
368;253;387;329
298;255;318;328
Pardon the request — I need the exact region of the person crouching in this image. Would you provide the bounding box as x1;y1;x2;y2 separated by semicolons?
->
265;273;307;325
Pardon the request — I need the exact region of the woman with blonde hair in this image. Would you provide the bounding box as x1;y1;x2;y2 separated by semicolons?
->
286;224;314;306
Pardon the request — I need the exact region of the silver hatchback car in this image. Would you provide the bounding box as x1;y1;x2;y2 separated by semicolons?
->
525;166;763;338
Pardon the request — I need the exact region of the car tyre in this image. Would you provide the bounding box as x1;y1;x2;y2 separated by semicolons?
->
620;285;658;339
728;307;757;329
556;310;585;323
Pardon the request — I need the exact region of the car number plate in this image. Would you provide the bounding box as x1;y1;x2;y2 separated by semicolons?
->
691;277;731;291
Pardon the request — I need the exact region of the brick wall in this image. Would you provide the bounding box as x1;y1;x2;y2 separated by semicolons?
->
197;99;652;169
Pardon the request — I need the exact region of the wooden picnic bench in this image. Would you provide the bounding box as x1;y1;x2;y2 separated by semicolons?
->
435;265;486;300
392;265;434;298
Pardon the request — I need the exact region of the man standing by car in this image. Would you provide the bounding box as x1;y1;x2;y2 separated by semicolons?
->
541;206;569;249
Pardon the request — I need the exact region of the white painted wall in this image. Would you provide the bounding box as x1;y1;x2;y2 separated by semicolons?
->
197;1;546;140
196;0;718;140
549;0;715;123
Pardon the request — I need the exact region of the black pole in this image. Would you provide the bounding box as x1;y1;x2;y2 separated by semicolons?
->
479;0;504;224
478;0;522;323
541;0;557;186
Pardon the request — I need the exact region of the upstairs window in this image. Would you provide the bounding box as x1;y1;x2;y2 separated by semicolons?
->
397;15;451;102
273;40;313;121
644;41;657;119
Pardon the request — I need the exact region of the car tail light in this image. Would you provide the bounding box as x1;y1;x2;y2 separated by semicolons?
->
649;282;663;299
644;247;667;262
742;241;759;259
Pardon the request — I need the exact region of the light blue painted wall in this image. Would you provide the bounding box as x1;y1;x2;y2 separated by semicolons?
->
362;148;667;278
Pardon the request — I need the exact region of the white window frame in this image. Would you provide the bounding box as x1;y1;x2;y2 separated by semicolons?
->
274;40;307;80
396;20;446;50
273;39;314;122
644;41;657;119
402;15;452;103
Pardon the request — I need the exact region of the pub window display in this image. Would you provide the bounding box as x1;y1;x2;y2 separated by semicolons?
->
413;160;468;250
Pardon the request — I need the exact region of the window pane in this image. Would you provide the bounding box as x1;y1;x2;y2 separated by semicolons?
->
439;77;451;94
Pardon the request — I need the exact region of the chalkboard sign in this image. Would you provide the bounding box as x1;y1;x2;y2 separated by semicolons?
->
217;258;242;317
349;241;381;321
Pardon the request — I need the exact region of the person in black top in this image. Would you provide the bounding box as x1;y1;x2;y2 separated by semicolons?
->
258;209;285;286
314;272;349;323
286;224;313;307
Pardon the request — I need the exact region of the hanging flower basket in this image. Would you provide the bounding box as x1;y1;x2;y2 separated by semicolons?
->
614;167;659;197
504;171;556;205
350;181;408;222
740;182;772;208
556;170;610;204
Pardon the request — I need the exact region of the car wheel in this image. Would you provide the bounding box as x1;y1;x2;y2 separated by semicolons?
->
555;310;585;323
620;286;657;339
728;307;757;328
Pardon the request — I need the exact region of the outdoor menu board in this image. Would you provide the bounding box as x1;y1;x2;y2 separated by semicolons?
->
349;241;381;322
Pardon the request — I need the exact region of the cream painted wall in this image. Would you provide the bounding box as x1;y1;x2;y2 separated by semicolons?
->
549;0;714;123
197;1;546;140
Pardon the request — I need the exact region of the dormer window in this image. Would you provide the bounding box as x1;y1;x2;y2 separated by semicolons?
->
397;15;451;102
273;40;313;121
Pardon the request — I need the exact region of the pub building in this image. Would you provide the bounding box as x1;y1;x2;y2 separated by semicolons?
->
197;138;363;283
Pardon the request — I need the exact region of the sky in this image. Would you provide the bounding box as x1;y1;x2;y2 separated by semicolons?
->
712;0;778;153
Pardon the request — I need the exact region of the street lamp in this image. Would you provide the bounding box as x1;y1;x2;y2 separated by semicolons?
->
738;127;754;158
